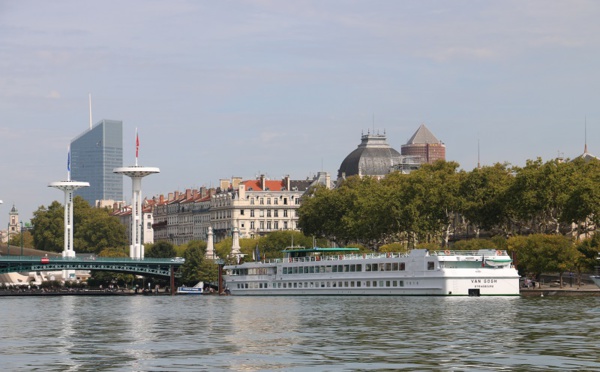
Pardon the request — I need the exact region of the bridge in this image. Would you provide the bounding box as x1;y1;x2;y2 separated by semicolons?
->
0;255;184;293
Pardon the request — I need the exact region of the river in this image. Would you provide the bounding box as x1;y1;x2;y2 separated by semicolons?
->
0;295;598;371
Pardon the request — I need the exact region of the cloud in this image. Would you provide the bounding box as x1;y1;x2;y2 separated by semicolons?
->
46;90;61;99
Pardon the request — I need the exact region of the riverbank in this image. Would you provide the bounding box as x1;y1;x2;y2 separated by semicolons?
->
520;283;600;297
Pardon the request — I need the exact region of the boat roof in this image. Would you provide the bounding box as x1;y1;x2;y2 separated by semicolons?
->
282;247;361;253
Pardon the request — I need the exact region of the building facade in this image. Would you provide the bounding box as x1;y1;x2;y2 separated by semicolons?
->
70;119;124;205
401;124;446;164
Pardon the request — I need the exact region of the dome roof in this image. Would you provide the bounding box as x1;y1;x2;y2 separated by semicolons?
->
338;133;402;179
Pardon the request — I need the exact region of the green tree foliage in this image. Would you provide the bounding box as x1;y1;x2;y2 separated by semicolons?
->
31;201;65;251
179;240;215;285
8;230;34;248
31;196;127;253
89;247;134;287
508;234;574;282
145;241;176;258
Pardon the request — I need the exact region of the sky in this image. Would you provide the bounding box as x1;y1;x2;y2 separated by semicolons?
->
1;0;600;227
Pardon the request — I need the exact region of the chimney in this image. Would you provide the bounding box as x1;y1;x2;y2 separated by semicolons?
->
260;174;266;190
220;179;230;191
232;177;242;188
283;175;290;191
168;193;173;201
159;194;164;203
186;189;192;199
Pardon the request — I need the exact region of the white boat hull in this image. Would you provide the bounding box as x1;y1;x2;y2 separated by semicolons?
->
224;249;520;296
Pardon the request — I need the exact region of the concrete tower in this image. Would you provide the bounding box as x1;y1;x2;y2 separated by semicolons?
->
49;148;90;259
114;130;159;259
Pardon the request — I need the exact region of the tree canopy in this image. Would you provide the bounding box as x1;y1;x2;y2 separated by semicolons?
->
31;196;127;253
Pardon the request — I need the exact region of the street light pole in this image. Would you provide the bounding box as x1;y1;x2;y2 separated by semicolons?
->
20;221;23;256
6;222;10;256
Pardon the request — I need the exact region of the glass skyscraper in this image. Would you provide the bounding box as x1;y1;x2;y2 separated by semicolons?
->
70;119;123;205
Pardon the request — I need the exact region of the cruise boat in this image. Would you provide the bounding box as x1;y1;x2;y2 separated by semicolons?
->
223;247;520;296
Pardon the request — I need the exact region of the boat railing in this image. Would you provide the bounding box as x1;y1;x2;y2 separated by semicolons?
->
253;250;507;264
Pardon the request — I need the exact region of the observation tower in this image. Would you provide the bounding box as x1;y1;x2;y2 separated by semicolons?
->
114;130;159;259
48;148;90;259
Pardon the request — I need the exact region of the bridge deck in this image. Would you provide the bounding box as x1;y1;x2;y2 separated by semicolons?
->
0;256;183;277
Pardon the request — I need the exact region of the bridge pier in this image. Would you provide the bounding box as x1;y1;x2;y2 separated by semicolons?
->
170;265;175;296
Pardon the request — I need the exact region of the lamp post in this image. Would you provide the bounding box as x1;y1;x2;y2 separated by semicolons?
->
20;221;23;256
6;222;10;256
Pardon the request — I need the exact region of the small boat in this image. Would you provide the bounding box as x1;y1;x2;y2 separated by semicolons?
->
177;282;204;294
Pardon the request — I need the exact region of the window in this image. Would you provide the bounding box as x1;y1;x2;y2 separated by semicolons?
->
267;210;271;217
240;210;245;215
274;221;279;229
250;210;255;217
400;263;406;271
267;221;271;230
428;262;435;270
259;221;264;229
260;198;264;205
283;210;288;217
274;210;278;217
250;199;255;205
250;221;255;229
267;198;271;204
274;198;278;205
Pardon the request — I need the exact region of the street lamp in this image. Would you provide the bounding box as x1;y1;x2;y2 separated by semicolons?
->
20;221;23;256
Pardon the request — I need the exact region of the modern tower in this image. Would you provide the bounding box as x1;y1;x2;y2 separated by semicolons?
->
70;119;123;206
49;149;90;259
114;130;159;259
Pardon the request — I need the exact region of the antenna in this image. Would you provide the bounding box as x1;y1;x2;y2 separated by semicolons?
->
88;93;93;130
477;137;481;169
584;116;588;154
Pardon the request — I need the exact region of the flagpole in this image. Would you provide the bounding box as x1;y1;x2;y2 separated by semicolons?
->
67;146;71;181
135;127;139;167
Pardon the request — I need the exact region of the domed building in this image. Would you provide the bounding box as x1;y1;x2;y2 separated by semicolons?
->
337;132;403;181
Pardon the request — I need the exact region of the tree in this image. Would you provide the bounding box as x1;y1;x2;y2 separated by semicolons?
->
179;240;215;285
459;163;514;236
31;196;128;253
8;230;34;248
31;201;65;252
145;241;176;258
89;247;134;287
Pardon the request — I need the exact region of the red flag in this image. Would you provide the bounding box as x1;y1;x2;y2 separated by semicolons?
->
136;131;139;158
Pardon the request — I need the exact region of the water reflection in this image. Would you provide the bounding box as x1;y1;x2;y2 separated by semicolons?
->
0;295;598;371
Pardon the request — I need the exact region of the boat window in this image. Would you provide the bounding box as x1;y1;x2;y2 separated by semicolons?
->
304;267;309;274
427;262;435;270
293;283;297;288
366;264;371;272
393;280;398;287
326;282;331;287
386;281;391;287
399;280;404;287
344;281;349;287
332;282;336;287
325;265;332;273
379;281;384;287
321;282;325;287
356;264;362;272
379;263;385;271
372;264;378;272
400;263;406;271
392;263;399;271
350;281;355;287
373;281;377;287
309;266;315;274
283;267;288;275
319;266;325;273
344;265;349;272
366;281;370;287
350;264;355;272
357;281;362;287
338;281;343;288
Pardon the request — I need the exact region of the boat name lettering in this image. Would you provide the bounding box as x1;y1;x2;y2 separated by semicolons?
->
471;279;498;284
